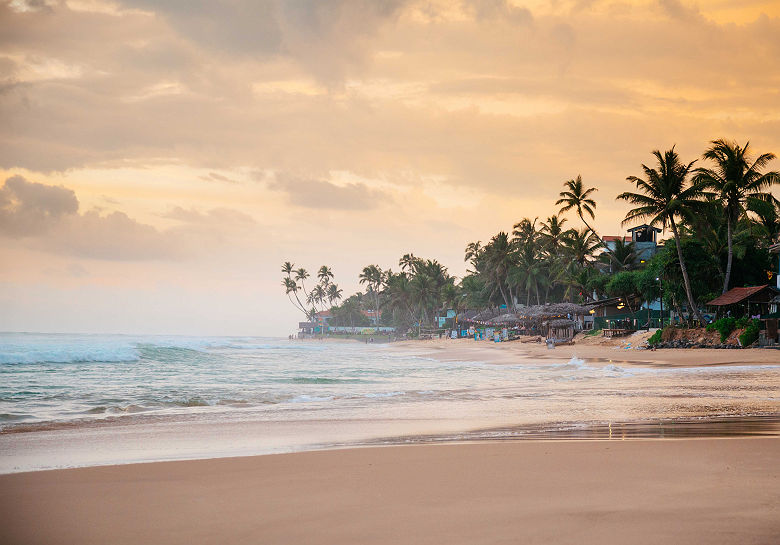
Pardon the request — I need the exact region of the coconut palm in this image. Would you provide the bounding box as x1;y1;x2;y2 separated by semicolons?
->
599;238;639;272
294;267;311;299
317;265;334;288
694;139;780;294
618;147;706;324
512;217;539;246
359;264;383;324
556;175;600;241
327;283;343;305
539;215;571;255
562;228;600;267
482;231;515;310
399;253;421;273
464;241;483;272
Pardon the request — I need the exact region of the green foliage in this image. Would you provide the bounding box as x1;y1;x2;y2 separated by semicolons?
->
738;319;761;347
585;328;602;337
735;316;752;329
605;271;638;312
710;317;737;342
647;329;663;345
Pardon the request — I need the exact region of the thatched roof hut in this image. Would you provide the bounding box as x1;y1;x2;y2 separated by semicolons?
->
515;303;593;320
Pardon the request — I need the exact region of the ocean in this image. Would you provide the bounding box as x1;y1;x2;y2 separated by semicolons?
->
1;332;779;472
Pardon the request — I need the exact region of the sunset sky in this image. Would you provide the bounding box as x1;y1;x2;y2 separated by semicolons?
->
2;0;779;335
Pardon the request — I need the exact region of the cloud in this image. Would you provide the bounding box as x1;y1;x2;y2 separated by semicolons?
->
0;175;78;236
268;174;390;210
0;175;179;259
199;172;241;184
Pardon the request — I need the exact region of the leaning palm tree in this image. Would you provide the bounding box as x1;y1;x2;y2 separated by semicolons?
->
618;147;706;324
693;139;780;294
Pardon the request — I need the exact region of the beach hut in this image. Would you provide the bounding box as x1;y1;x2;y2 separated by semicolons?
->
544;318;576;343
706;285;778;318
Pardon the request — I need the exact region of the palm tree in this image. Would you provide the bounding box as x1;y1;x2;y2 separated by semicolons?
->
512;217;539;246
618;147;706;324
539;215;571;255
317;265;334;288
694;139;780;294
482;232;515;310
359;265;383;324
399;253;421;273
294;268;311;300
464;241;483;272
282;262;309;318
556;175;600;243
562;228;600;267
327;283;343;305
747;197;780;242
599;238;639;272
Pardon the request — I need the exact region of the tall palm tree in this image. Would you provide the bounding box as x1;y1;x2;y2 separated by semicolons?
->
464;241;483;272
399;253;421;273
359;264;383;324
694;139;780;294
317;265;334;288
282;262;309;318
618;147;706;324
512;217;539;246
327;283;343;305
294;268;310;300
482;232;515;310
556;175;599;242
539;215;571;255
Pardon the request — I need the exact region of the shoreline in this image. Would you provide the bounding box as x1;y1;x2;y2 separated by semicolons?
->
2;437;778;545
390;335;780;367
2;336;778;474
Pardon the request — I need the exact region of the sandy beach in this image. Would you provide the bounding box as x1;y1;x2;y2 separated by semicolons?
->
2;438;778;545
2;335;778;544
397;333;780;368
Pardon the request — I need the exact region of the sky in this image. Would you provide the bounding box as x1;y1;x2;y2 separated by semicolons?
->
1;0;779;336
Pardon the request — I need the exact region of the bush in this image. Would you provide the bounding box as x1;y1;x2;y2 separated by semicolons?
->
735;317;752;329
647;329;663;346
738;319;760;347
710;317;737;343
585;328;602;337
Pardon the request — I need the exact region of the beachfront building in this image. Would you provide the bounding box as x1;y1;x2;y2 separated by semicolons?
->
706;285;778;318
603;224;661;264
627;224;662;262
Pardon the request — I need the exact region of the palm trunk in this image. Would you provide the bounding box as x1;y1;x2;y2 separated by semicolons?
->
497;282;511;310
722;214;733;295
669;217;706;324
580;213;616;258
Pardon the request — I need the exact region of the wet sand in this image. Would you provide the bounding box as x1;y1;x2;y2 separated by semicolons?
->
1;438;778;545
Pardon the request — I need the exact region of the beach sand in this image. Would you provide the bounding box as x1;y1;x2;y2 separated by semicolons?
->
1;438;778;545
397;334;780;367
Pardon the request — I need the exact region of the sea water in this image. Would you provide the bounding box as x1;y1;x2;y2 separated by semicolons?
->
1;332;779;472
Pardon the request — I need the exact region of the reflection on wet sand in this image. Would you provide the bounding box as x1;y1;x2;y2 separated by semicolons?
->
372;415;780;446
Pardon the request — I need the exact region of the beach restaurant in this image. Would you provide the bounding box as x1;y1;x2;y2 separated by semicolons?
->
707;284;780;344
454;303;591;342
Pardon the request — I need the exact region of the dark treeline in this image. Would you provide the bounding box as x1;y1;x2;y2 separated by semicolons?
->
284;139;779;331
